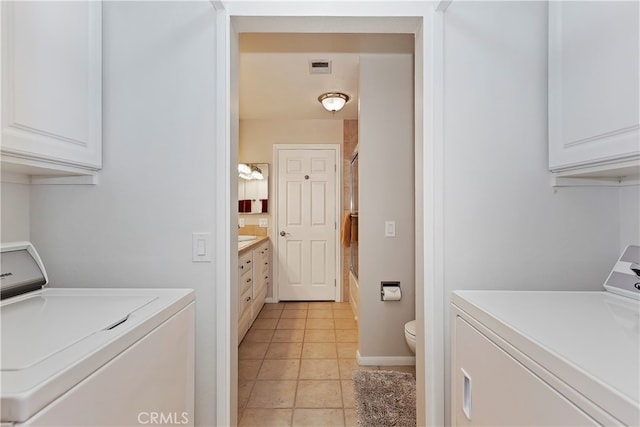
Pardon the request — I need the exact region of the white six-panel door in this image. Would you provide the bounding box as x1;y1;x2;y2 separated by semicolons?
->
276;147;338;301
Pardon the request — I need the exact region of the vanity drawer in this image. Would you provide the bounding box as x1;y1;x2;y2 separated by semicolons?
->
239;269;253;294
238;252;253;274
239;286;252;315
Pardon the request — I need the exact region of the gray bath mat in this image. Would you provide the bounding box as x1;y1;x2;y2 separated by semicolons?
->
352;370;416;427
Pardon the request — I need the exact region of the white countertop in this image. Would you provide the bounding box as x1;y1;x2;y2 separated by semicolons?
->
238;235;268;253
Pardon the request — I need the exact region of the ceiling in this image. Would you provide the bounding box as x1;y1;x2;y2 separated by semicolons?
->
239;33;414;121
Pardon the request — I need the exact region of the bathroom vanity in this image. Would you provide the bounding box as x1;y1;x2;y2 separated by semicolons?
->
238;237;270;342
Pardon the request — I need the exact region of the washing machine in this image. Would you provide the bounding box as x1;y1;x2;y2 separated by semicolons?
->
1;242;195;426
451;245;640;426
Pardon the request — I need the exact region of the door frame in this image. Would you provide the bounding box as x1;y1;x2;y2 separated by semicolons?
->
272;144;342;303
213;3;446;427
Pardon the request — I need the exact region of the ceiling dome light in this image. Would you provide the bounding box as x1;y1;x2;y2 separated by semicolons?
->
318;92;350;112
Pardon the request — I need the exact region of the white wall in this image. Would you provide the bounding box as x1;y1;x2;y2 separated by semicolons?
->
442;1;624;422
620;186;640;248
1;177;30;242
240;119;342;161
358;53;415;360
28;2;218;425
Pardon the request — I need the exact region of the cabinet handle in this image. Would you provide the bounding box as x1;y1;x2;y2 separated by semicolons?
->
246;278;252;283
246;260;251;264
462;369;472;421
246;296;251;302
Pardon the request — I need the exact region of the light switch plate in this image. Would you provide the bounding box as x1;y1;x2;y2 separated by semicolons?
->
385;221;396;237
192;232;212;262
238;218;245;227
259;218;268;228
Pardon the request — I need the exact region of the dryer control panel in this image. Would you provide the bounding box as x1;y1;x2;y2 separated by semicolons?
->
0;242;47;300
604;245;640;300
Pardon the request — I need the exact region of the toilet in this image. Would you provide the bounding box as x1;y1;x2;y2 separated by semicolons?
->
404;320;416;354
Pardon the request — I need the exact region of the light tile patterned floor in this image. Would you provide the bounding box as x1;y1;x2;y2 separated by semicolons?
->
238;301;416;427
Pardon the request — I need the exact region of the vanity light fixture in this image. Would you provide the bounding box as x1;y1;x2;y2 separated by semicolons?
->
318;92;350;112
238;163;264;180
250;165;264;180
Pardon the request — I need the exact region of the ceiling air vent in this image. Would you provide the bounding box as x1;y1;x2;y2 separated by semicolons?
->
309;60;331;75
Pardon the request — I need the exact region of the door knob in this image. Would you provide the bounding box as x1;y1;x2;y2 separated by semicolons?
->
280;231;287;237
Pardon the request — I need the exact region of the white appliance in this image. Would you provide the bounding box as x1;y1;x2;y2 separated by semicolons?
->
451;245;640;426
0;242;195;426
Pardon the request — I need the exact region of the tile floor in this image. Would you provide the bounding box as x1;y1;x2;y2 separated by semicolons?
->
238;301;416;427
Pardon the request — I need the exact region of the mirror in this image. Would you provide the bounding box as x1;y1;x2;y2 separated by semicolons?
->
238;163;269;214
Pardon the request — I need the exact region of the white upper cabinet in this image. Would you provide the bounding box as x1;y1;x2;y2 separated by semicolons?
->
1;1;102;175
549;1;639;177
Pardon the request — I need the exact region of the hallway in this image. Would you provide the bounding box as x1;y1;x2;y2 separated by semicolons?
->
238;301;415;426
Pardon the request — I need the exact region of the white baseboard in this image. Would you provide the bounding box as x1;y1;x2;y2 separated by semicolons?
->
356;350;416;366
265;297;278;304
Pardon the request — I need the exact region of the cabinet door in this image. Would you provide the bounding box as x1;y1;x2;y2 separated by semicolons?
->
549;1;639;171
257;243;270;281
452;316;599;426
251;284;267;320
1;1;102;171
251;241;267;314
238;286;252;342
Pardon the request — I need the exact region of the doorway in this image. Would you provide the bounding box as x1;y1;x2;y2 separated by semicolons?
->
216;9;442;427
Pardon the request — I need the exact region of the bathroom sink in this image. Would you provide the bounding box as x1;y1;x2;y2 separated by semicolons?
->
238;235;257;242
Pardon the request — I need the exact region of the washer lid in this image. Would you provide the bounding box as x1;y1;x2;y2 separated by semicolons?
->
1;293;155;370
1;287;194;423
404;320;416;337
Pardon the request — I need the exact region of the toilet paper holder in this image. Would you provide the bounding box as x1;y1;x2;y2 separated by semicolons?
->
380;281;401;301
